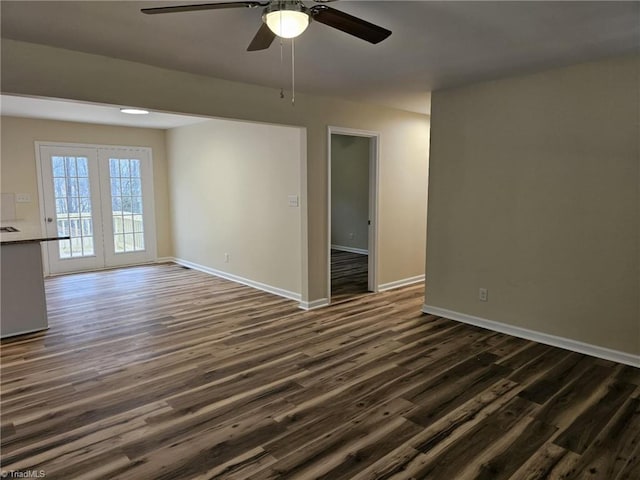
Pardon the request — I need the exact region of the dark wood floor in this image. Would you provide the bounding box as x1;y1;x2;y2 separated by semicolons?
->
331;249;368;303
1;264;639;479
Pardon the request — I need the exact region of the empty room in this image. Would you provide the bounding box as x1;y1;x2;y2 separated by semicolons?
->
1;1;638;479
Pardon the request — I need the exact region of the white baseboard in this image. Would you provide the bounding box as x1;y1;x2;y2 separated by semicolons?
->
156;257;174;264
173;258;301;302
331;245;368;255
379;275;425;292
422;304;640;368
299;298;330;310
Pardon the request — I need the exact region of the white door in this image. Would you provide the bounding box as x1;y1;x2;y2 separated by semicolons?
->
40;146;105;274
98;147;156;268
38;144;156;275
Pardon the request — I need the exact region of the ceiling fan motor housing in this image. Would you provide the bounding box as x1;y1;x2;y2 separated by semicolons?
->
264;0;306;13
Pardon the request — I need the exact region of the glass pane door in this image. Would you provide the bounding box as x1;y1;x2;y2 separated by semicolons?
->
52;155;94;258
99;147;156;267
40;146;105;274
110;158;146;253
39;144;156;274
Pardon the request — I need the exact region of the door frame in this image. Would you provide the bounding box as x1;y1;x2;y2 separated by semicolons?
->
35;141;157;276
327;126;380;300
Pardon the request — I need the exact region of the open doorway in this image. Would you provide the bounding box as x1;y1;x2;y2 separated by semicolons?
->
328;127;379;303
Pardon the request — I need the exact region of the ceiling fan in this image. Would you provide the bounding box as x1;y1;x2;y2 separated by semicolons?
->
141;0;392;51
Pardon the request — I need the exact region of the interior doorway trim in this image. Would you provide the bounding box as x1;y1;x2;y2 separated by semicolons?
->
327;126;380;302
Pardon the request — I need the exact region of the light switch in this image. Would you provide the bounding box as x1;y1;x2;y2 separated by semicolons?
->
16;193;31;203
288;195;299;207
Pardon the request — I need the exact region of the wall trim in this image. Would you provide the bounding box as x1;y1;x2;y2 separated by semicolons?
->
379;275;425;292
331;244;369;255
299;298;330;311
173;258;301;302
156;257;174;264
422;304;640;368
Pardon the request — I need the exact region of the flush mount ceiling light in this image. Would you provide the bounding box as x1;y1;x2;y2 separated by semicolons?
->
264;1;309;39
120;107;149;115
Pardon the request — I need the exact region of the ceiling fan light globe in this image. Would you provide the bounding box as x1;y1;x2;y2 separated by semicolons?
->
265;10;309;38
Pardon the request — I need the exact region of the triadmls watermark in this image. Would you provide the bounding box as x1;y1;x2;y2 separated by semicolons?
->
0;471;46;478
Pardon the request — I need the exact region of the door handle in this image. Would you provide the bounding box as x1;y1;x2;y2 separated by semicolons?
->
46;217;54;223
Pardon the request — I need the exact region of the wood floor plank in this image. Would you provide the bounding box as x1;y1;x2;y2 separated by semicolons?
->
114;417;288;480
253;399;419;479
616;439;640;480
193;447;277;480
347;377;521;480
403;396;538;479
330;249;369;303
558;396;640;479
507;442;572;480
518;353;596;404
471;418;558;480
2;401;172;471
555;382;635;454
553;380;637;454
535;364;617;429
1;262;637;479
404;354;511;427
348;442;422;480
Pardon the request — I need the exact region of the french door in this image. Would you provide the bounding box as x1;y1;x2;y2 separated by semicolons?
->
38;143;156;275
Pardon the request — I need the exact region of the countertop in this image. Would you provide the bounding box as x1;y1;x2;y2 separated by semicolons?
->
1;235;70;245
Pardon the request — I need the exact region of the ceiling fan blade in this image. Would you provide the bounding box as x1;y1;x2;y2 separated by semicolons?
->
309;5;391;44
247;23;276;51
141;2;268;15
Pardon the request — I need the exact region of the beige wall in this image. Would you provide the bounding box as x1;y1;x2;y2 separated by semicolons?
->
1;40;430;302
166;119;303;296
426;55;640;355
331;134;369;251
0;116;172;257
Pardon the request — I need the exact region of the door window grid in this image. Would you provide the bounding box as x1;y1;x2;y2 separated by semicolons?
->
52;156;95;258
110;158;145;253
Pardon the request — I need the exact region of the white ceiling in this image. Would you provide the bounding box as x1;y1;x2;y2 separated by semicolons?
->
0;95;209;129
1;1;639;117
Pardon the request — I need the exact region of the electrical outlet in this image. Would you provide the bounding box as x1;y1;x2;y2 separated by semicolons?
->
349;232;355;239
479;288;488;302
15;193;31;203
224;253;230;263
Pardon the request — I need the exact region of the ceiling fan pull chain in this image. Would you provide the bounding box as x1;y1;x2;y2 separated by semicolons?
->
280;36;285;99
291;36;296;105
